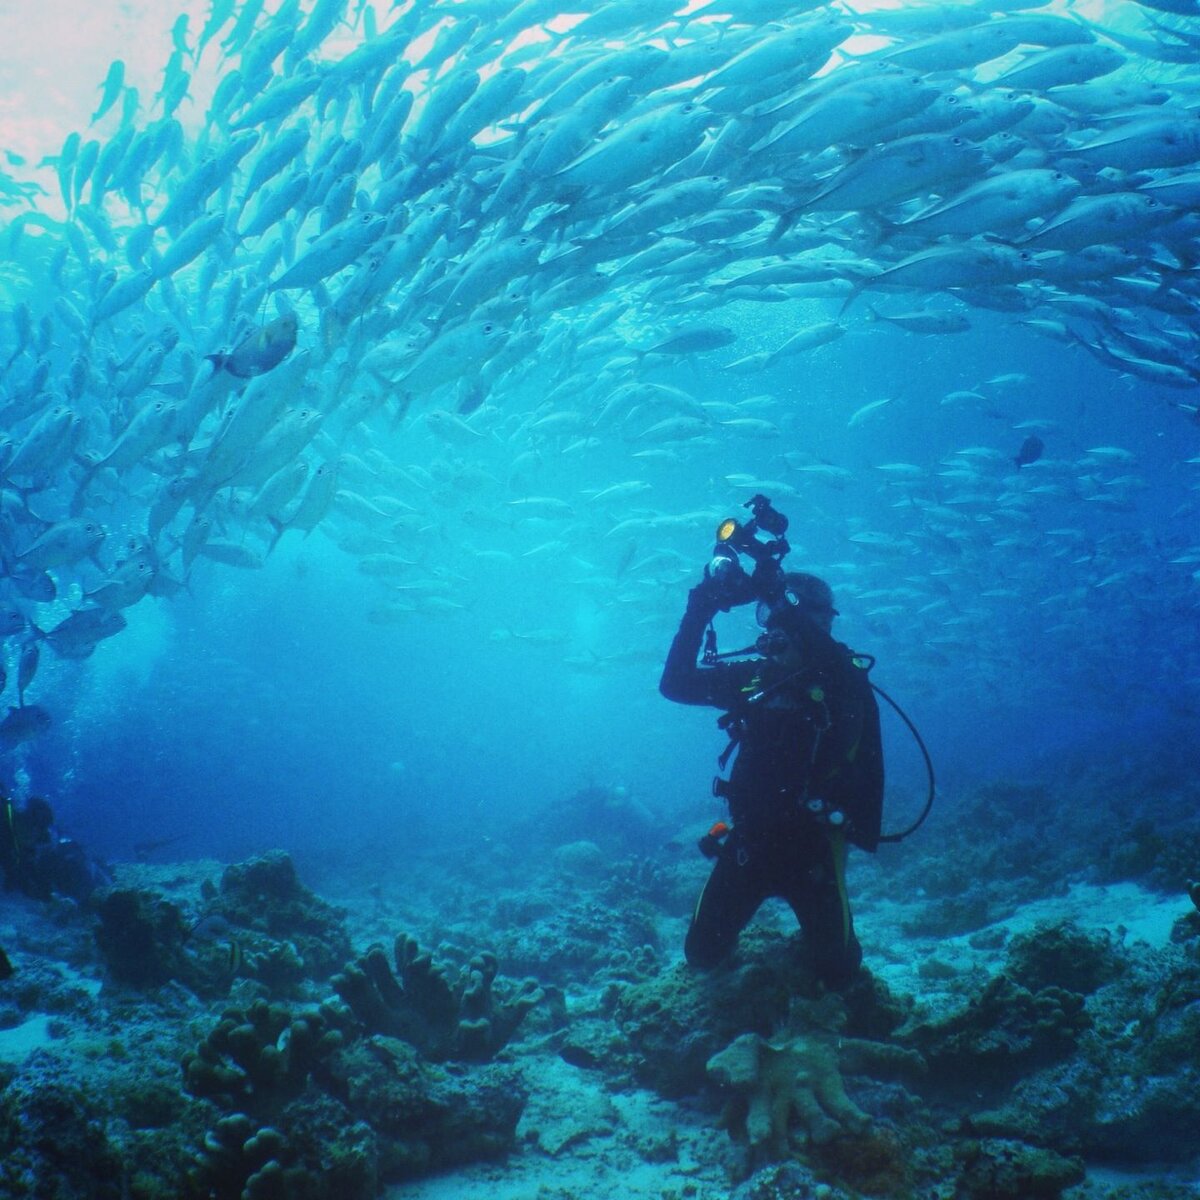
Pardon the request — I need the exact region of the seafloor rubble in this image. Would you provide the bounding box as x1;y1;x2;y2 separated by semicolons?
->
0;777;1198;1200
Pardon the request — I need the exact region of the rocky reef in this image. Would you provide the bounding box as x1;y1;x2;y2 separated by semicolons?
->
0;851;541;1198
3;783;1200;1200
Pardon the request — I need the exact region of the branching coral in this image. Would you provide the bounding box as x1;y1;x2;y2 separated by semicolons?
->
182;999;344;1116
331;933;542;1062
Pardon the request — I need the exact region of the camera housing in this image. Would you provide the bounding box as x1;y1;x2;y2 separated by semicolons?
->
712;494;790;606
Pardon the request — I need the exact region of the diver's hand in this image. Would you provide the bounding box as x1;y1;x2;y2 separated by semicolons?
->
690;555;754;614
719;565;757;610
706;554;755;611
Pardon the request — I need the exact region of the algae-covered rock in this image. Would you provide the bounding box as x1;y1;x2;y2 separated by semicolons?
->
333;1036;527;1180
954;1137;1084;1200
0;1073;124;1199
1005;919;1124;995
908;973;1090;1088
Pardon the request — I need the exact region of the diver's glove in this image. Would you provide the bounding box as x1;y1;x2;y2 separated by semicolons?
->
698;820;730;859
692;554;756;613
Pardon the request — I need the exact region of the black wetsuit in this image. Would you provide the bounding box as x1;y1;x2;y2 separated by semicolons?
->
660;593;884;987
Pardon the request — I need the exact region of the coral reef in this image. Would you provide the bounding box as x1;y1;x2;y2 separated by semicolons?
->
331;933;542;1061
8;781;1200;1200
706;1030;869;1163
0;1073;124;1199
182;988;530;1196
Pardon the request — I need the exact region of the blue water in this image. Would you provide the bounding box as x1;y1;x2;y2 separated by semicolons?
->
32;308;1198;874
1;0;1198;887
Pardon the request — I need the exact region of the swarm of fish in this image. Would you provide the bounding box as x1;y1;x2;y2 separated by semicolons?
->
1;0;1199;736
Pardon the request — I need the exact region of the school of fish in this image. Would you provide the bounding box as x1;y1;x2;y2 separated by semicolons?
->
1;0;1200;741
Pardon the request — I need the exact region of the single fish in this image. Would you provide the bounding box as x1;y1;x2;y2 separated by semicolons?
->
206;314;298;379
39;609;127;660
91;60;126;125
1014;435;1046;469
0;704;51;745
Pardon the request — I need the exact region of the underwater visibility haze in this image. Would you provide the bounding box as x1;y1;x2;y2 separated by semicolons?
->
1;0;1199;1196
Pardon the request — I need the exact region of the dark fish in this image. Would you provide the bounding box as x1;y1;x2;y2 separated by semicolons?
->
1014;434;1045;468
0;704;51;745
206;313;298;379
187;912;233;941
17;643;38;706
40;609;127;660
185;912;242;978
0;945;12;981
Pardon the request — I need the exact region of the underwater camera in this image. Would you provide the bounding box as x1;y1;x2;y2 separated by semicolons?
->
709;493;791;606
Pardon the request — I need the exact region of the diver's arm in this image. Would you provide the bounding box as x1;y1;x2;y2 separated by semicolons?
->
660;588;743;708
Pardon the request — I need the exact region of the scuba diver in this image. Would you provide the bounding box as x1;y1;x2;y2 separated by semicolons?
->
1;792;110;905
660;497;884;989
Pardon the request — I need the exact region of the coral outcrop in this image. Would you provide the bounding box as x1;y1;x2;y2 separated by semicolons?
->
333;1037;527;1178
182;999;344;1114
954;1137;1084;1200
93;852;354;1000
908;973;1090;1085
331;933;542;1061
207;850;353;983
1004;919;1124;995
94;887;193;989
615;928;905;1099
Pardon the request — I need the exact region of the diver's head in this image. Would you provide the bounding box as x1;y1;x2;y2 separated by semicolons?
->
757;571;838;636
